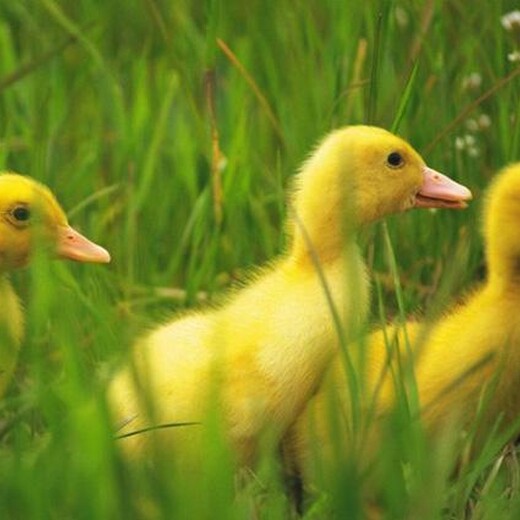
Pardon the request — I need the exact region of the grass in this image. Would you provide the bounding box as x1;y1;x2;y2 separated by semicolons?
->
1;0;520;518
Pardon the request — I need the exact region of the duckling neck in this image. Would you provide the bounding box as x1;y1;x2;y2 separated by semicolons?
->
289;227;358;267
288;213;359;267
287;136;362;266
487;258;520;295
484;196;520;294
0;274;22;398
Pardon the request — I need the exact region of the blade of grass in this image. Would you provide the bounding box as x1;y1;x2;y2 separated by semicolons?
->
0;27;91;92
217;37;285;146
391;61;420;134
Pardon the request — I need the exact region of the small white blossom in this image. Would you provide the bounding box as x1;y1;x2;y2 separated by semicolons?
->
395;6;409;28
455;137;466;150
465;118;479;132
217;155;228;172
462;72;482;90
465;115;492;133
508;50;520;62
468;147;480;158
455;134;480;157
464;134;476;147
501;10;520;32
478;114;491;129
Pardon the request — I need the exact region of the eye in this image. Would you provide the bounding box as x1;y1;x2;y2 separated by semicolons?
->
12;206;31;222
387;152;404;168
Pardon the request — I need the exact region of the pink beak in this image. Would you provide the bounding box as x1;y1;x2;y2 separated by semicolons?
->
57;225;111;263
415;166;473;209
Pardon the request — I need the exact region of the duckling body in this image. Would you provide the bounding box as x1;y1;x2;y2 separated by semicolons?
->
114;250;367;465
0;277;23;396
108;126;471;468
293;163;520;485
0;172;110;397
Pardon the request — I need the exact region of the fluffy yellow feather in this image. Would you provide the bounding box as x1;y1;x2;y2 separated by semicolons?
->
0;172;110;397
108;125;471;470
291;162;520;489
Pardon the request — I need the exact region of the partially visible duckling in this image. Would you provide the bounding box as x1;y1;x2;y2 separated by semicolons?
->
0;172;110;397
108;126;471;472
291;162;520;502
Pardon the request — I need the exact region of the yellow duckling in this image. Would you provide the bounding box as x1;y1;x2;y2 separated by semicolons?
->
291;162;520;495
0;172;111;397
108;125;471;470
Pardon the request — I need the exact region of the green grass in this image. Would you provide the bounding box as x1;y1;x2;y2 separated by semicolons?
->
1;0;520;518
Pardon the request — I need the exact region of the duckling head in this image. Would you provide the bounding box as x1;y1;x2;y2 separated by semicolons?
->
0;172;110;271
289;125;472;264
482;163;520;289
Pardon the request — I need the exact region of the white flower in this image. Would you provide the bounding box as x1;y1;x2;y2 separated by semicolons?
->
455;134;480;156
501;10;520;32
478;114;491;129
462;72;482;90
395;6;409;28
465;115;492;132
217;155;228;172
464;134;476;147
508;50;520;62
455;137;466;150
465;118;479;132
468;147;480;158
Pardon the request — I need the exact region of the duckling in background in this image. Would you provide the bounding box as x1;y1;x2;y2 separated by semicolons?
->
108;126;471;472
291;162;520;503
0;172;111;397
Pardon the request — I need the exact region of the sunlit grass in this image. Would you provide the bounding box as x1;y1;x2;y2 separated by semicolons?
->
1;0;520;518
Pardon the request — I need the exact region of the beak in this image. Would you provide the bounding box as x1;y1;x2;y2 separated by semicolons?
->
57;225;111;263
415;166;473;209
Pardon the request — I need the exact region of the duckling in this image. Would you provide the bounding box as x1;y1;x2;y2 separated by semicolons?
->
0;172;110;397
108;125;471;470
291;162;520;495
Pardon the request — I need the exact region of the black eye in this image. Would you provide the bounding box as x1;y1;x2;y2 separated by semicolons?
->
387;152;404;168
12;206;31;222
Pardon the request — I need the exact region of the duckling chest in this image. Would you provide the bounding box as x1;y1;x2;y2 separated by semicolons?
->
222;257;370;404
0;278;23;346
492;303;520;407
0;279;23;387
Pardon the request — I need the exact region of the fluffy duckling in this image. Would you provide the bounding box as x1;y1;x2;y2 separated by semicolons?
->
291;162;520;495
0;172;110;397
108;125;471;470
